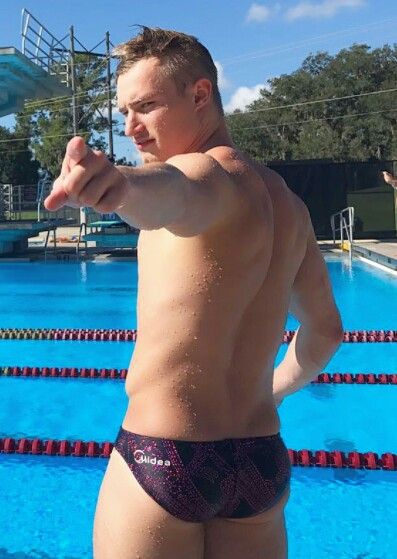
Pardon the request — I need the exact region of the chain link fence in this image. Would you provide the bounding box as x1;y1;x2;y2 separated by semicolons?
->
0;184;6;221
0;183;79;223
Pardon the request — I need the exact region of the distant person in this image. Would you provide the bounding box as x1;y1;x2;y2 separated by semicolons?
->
45;26;343;559
382;170;397;190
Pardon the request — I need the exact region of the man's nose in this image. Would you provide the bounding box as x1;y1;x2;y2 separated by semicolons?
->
124;111;145;137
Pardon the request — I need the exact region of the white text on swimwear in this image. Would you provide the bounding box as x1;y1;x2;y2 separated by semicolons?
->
134;449;171;467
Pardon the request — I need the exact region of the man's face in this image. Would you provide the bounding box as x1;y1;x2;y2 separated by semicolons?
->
117;57;198;163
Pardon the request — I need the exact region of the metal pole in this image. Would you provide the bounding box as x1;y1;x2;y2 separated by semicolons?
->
18;186;22;221
106;32;114;161
70;26;77;136
340;214;343;247
70;26;85;227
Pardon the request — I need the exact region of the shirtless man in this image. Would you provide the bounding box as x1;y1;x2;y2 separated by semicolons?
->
45;27;343;559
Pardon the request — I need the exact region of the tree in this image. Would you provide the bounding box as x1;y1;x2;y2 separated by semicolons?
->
16;53;113;176
226;43;397;162
114;156;136;166
0;125;39;184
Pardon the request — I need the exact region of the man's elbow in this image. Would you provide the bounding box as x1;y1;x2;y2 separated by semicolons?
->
312;309;344;347
324;314;344;347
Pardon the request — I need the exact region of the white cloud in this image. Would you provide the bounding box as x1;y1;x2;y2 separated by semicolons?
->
224;84;264;113
102;98;122;120
246;3;272;22
214;61;231;90
286;0;364;21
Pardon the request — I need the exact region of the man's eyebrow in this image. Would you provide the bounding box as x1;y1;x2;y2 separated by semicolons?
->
119;96;155;112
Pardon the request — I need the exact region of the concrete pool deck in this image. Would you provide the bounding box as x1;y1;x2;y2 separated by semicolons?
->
0;226;137;261
0;226;396;268
309;239;397;272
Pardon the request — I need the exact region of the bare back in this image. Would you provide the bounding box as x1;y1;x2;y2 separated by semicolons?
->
123;148;309;441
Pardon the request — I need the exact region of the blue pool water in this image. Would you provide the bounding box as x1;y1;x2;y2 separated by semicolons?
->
0;256;396;558
0;256;396;330
0;260;138;329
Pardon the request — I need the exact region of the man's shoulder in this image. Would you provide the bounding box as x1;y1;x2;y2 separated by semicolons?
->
166;150;232;184
205;145;251;174
168;146;255;179
205;146;272;200
255;165;308;214
167;147;256;198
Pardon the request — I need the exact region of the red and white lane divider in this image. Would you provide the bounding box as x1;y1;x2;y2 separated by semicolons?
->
0;436;396;470
2;366;397;385
0;328;138;341
0;366;128;379
0;328;396;342
313;372;397;385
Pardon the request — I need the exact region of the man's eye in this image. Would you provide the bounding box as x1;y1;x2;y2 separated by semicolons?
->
141;101;154;110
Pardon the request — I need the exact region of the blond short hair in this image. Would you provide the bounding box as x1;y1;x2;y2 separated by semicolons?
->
113;26;223;115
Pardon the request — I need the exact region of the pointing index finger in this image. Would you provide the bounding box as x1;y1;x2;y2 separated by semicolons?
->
59;136;89;180
66;136;89;168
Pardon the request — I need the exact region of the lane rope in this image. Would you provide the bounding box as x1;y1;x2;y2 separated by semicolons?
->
1;366;397;385
0;328;396;342
0;436;396;470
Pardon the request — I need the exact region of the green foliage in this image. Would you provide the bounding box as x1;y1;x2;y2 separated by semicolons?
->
226;44;397;161
0;125;39;184
114;156;136;166
15;53;112;177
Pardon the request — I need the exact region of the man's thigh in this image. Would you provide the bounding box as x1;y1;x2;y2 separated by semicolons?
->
93;448;205;559
203;487;290;559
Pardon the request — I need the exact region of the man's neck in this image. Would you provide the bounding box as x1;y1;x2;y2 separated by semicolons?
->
191;118;234;154
140;117;233;165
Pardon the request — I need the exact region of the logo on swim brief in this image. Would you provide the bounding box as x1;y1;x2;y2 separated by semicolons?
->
133;449;171;467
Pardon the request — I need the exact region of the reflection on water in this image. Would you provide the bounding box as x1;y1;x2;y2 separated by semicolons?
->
325;438;356;452
0;549;79;559
306;384;337;400
332;467;367;485
324;438;365;484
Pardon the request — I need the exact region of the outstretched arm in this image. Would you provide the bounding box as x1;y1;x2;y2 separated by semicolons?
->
45;137;241;235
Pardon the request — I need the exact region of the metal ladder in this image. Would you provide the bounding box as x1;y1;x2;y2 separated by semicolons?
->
330;207;355;260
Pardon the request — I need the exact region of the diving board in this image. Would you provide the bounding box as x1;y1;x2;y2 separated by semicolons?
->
0;219;73;255
0;47;70;117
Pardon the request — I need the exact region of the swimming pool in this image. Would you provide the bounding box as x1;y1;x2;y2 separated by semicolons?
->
0;256;396;558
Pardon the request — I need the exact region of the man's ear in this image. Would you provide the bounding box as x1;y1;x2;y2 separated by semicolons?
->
193;78;212;110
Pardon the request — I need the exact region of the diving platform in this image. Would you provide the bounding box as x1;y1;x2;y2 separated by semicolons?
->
0;219;74;255
0;47;71;117
80;231;139;248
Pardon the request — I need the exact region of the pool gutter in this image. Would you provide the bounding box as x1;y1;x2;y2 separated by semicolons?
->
353;244;397;273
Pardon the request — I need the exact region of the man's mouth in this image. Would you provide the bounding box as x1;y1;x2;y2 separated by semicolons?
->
134;138;155;150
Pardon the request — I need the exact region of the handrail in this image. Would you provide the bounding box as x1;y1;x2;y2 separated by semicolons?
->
330;206;354;260
21;8;69;82
36;172;52;222
44;227;57;260
76;221;88;256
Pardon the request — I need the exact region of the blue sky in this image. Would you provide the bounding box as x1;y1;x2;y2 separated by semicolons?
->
1;0;396;163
